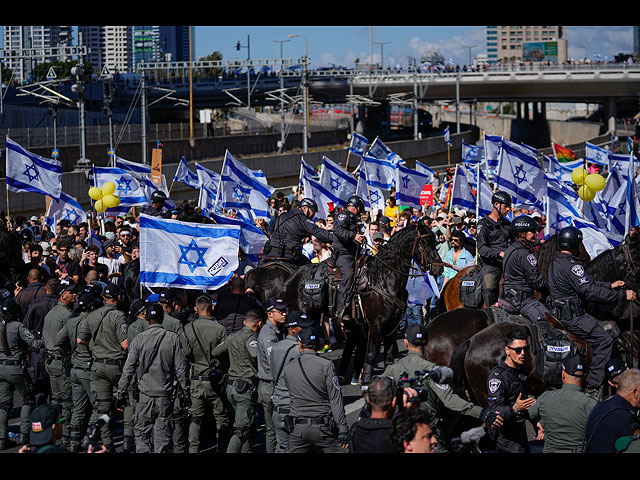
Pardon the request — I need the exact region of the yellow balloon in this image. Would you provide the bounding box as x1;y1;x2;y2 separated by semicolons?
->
101;182;116;196
585;173;606;192
94;199;106;212
102;194;119;209
578;185;595;202
571;167;588;186
112;196;120;208
88;187;102;200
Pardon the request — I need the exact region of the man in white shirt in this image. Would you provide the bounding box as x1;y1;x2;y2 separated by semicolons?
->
97;238;128;286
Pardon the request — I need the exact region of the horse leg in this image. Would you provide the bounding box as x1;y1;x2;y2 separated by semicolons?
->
362;324;381;385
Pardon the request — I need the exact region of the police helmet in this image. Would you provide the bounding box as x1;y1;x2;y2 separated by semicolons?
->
298;197;318;213
557;226;583;251
491;191;512;207
150;190;167;205
511;215;538;236
346;195;365;212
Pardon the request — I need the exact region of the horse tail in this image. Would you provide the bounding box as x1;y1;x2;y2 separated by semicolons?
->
448;337;474;403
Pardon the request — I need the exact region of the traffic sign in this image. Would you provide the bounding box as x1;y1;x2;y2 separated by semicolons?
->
46;67;57;80
101;65;111;77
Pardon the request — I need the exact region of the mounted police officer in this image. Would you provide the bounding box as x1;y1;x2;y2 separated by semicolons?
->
477;190;513;307
547;226;636;393
502;215;549;322
333;195;366;321
261;197;334;267
142;190;167;218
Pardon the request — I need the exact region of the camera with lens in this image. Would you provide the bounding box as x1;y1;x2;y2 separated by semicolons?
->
395;366;454;408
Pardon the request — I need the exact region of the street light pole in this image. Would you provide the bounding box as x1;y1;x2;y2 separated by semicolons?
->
374;41;390;71
288;34;309;153
274;39;290;153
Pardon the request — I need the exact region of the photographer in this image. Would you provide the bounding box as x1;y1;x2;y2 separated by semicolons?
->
383;324;500;450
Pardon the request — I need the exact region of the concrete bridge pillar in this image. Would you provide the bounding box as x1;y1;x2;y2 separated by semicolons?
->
605;97;617;133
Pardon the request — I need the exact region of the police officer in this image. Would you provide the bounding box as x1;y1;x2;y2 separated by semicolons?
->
257;297;287;453
183;295;230;453
282;326;349;453
487;329;536;453
333;195;366;321
269;310;314;453
42;282;80;448
528;353;598;453
76;283;129;451
142;190;167;217
502;215;549;322
383;324;492;447
0;298;43;449
261;197;335;267
477;190;513;307
53;293;98;452
116;303;189;453
212;309;263;453
547;226;636;392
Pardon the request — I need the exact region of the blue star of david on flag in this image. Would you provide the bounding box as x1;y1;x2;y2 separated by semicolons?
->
370;189;382;204
233;186;245;201
551;214;573;231
63;208;80;224
23;163;40;182
330;177;341;191
376;167;382;180
401;175;411;189
178;239;208;273
513;164;527;184
116;176;133;195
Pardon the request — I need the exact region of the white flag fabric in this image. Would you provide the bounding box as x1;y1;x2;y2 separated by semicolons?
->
451;164;476;213
195;163;220;192
366;137;393;160
395;164;431;210
462;142;483;165
210;212;268;264
319;156;356;206
496;141;544;213
415;161;435;182
349;132;369;157
361;154;397;190
477;167;494;218
6;137;62;199
45;192;87;229
139;214;240;290
484;134;502;170
219;151;274;216
115;156;151;179
585;142;610;167
92;166;148;206
174;157;200;189
406;269;440;304
300;171;341;220
356;168;385;212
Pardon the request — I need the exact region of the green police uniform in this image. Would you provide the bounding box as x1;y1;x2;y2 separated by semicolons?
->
257;319;283;453
117;323;189;453
42;301;74;445
77;303;128;448
183;315;228;453
528;383;598;453
54;311;94;451
212;325;258;453
162;311;188;453
0;308;43;446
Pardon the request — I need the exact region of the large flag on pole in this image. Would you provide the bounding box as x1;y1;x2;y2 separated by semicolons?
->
415;161;435;183
349;132;369;158
195;163;220;191
45;192;87;229
585;142;610;167
496;140;544;212
366;137;393;160
300;173;341;220
551;142;577;162
395;163;431;210
115;156;151;179
361;154;397;190
356;167;385;212
139;213;240;290
174;157;200;189
210;212;268;264
319;155;357;205
92;166;148;207
462;142;483;165
6;137;62;199
450;164;476;213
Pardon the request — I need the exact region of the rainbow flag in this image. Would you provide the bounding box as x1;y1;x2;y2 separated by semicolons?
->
552;143;577;162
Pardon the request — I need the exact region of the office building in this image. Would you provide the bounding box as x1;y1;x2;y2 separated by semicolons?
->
486;26;566;64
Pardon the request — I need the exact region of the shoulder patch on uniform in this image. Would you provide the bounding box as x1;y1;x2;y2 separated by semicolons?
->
249;340;258;348
488;378;501;394
337;214;347;221
332;376;341;391
527;254;537;267
435;383;449;391
571;265;584;277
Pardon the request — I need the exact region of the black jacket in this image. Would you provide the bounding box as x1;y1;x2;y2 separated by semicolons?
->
477;215;512;269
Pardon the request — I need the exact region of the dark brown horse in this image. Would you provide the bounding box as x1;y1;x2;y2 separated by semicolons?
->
282;218;444;384
244;259;296;307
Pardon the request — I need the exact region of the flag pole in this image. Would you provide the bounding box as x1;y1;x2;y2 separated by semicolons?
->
344;150;352;172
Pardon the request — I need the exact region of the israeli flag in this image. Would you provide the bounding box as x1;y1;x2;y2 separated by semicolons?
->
319;155;357;206
139;213;240;290
361;154;397;190
477;167;494;218
395;164;431;210
451;164;476;213
484;134;502;170
349;132;369;157
174;157;200;189
115;156;151;180
585;142;610;167
462;142;484;165
444;126;452;146
547;184;613;259
366;137;393;161
577;192;623;247
219;151;275;218
415;161;435;183
210;212;268;264
626;154;640;234
6;137;62;200
543;156;583;184
497;140;544;212
601;162;624;204
356;168;385;212
45;192;87;229
143;175;174;209
195;163;220;191
300;171;341;220
92;166;148;206
198;184;218;215
406;267;440;304
609;152;632;169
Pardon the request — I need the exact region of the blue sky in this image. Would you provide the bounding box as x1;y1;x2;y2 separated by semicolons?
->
194;26;635;69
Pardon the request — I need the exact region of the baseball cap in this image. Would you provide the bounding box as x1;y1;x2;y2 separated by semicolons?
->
405;323;428;346
76;294;97;311
297;326;322;347
103;283;121;298
605;357;628;381
285;311;314;328
145;293;160;303
372;232;385;242
562;354;585;376
159;288;177;304
57;282;81;296
145;302;163;321
30;404;65;446
30;216;38;222
266;298;289;312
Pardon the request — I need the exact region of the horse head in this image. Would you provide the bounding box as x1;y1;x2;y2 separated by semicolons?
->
414;217;444;278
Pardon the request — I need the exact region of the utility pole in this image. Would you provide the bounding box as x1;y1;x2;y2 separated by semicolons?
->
274;39;290;154
141;71;148;164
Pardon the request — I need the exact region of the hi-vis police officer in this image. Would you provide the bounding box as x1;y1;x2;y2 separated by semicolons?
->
261;198;335;266
548;226;636;392
502;215;549;322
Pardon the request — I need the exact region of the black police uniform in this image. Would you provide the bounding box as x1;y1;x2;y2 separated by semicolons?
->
261;208;334;266
141;205;164;217
487;357;530;453
502;240;549;322
332;208;362;319
548;251;624;389
476;215;512;306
